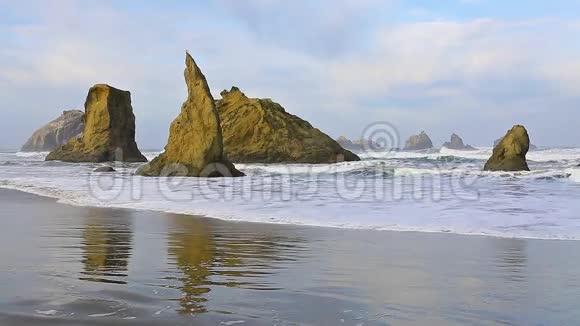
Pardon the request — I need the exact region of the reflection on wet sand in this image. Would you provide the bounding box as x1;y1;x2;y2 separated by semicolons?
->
494;238;527;283
166;217;306;314
80;209;133;285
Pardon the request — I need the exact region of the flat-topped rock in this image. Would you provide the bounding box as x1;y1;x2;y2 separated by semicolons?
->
21;110;84;152
484;125;530;171
46;84;147;163
136;53;243;177
216;87;359;163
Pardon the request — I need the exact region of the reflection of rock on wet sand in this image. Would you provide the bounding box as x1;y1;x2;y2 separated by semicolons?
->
167;219;213;314
166;216;306;314
494;239;527;283
80;209;133;284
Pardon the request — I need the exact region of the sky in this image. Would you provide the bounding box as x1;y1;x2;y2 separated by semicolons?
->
1;0;579;150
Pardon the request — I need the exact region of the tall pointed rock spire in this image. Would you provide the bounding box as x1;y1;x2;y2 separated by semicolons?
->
137;52;243;177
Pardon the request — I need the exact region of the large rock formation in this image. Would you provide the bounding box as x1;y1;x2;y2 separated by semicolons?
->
336;136;384;152
484;125;530;171
442;133;476;150
46;84;147;162
21;110;84;152
404;131;433;151
216;87;359;163
136;53;243;177
495;137;537;150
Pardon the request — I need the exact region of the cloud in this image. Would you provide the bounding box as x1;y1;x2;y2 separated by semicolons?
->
217;0;390;57
327;19;553;97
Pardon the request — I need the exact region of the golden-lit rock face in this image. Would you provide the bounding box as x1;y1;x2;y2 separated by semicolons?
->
46;84;147;162
216;87;360;163
484;125;530;171
136;53;243;177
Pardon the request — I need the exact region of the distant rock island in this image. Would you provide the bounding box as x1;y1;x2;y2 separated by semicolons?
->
216;87;359;163
495;137;537;150
442;133;476;150
137;53;243;177
21;110;84;152
46;84;147;163
484;125;530;171
336;136;384;152
404;131;433;150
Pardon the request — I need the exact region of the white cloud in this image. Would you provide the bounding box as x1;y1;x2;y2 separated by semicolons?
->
323;19;580;104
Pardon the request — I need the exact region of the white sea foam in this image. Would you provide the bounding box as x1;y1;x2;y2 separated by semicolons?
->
236;160;392;175
143;151;163;161
565;168;580;183
35;310;60;316
14;151;49;159
360;147;580;163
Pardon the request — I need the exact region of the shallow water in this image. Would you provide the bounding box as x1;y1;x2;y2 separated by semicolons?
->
1;189;580;325
1;148;580;239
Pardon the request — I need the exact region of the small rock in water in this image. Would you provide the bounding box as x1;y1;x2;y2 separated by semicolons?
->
93;166;116;172
484;125;530;172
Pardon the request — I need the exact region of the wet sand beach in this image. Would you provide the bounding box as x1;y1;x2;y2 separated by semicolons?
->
1;188;580;325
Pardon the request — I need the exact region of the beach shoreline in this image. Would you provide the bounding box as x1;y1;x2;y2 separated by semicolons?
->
1;184;578;242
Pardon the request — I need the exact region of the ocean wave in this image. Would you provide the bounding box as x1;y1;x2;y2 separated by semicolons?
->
0;161;20;166
359;147;580;163
393;167;573;182
14;151;49;159
360;150;491;163
143;151;163;161
565;168;580;183
236;161;395;177
0;179;578;241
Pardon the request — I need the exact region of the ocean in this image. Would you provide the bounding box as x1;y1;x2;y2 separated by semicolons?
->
1;147;580;240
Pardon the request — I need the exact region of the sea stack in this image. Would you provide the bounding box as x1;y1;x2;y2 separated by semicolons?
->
46;85;147;162
484;125;530;171
495;137;537;150
216;87;359;163
136;53;243;177
21;110;84;152
442;133;476;150
404;131;433;151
